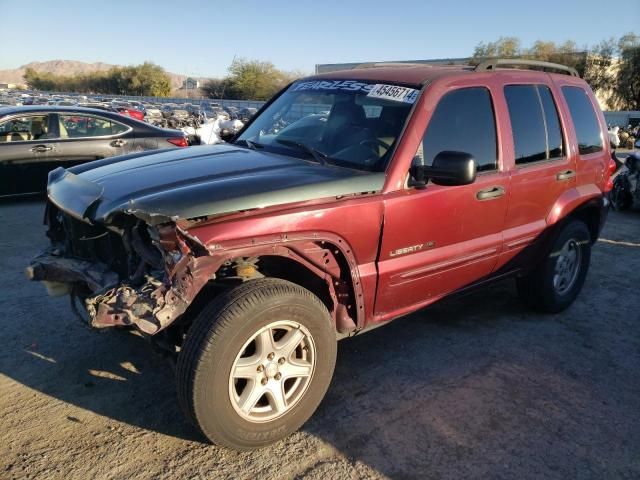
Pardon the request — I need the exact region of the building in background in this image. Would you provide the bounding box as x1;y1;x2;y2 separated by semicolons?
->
181;77;200;90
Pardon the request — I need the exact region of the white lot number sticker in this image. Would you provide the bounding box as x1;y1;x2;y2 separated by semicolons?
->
367;84;419;104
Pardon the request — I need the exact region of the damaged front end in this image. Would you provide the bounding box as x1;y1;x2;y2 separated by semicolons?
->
27;200;214;335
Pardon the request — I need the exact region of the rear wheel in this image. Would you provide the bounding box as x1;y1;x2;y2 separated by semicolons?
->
176;278;336;450
516;219;591;313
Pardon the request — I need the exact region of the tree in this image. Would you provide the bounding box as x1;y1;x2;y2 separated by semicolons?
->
472;37;521;61
614;33;640;110
201;78;228;99
22;62;172;96
471;35;640;109
202;64;304;100
224;58;289;100
582;38;616;105
122;62;172;97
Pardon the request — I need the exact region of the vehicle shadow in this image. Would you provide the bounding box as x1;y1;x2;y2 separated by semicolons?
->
0;266;524;450
1;294;206;442
300;281;538;478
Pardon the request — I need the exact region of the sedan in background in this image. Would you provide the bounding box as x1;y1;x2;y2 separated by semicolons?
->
112;106;145;121
0;105;187;196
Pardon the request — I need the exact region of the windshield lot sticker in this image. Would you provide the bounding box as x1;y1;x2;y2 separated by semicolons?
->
292;80;376;93
367;84;419;104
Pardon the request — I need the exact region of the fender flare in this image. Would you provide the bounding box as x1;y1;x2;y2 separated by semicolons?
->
196;231;366;331
546;184;604;226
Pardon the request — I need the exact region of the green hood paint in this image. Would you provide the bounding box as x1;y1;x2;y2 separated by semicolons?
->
48;144;385;224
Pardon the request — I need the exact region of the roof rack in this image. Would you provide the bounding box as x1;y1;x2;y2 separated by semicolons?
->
474;59;579;77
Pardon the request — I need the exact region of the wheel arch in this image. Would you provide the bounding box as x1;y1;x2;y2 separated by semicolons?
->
546;185;606;243
181;234;365;336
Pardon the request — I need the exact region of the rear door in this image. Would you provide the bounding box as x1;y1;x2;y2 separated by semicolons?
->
557;83;608;193
0;113;59;195
54;113;134;163
375;84;510;316
496;77;577;269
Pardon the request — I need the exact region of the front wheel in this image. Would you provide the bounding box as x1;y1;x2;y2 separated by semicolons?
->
176;278;336;450
516;219;591;313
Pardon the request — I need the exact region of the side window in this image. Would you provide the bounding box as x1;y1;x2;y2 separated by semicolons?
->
58;115;125;138
417;87;497;172
0;115;50;142
561;86;603;155
504;85;564;165
539;87;564;158
111;121;128;135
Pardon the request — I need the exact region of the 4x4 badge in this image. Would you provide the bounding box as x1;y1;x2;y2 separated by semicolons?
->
389;241;435;257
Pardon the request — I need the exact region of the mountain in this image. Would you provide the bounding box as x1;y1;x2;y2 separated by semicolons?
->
0;60;209;90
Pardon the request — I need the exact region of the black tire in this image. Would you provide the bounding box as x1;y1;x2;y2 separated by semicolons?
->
516;219;591;313
610;175;633;211
176;278;336;450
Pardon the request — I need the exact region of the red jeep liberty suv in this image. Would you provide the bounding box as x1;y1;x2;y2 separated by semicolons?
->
27;59;613;450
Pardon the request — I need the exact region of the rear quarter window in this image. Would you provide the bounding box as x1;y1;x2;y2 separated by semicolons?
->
561;86;603;155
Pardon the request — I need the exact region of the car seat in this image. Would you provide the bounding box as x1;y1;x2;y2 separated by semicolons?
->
323;100;372;154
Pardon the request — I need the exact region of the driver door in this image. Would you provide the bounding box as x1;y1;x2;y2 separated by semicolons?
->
375;86;509;315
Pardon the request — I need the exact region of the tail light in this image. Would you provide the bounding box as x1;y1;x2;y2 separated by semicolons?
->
167;137;188;148
604;155;617;192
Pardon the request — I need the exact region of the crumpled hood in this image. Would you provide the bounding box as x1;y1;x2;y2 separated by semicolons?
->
47;144;384;224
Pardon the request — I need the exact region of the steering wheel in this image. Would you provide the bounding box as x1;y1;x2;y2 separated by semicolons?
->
359;138;392;156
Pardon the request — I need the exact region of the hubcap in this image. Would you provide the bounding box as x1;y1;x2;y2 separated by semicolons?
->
553;238;582;295
228;320;316;423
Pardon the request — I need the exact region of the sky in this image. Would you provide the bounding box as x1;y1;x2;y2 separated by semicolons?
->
1;0;638;77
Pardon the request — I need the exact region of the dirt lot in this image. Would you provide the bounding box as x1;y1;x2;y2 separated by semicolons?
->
1;199;639;480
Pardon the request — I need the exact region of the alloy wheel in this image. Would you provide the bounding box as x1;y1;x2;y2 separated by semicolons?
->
228;320;316;423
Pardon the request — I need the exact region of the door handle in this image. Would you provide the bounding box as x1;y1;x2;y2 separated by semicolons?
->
476;185;505;201
111;139;126;147
556;169;576;181
30;145;52;153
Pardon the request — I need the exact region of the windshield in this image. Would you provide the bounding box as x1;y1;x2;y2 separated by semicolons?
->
236;79;420;171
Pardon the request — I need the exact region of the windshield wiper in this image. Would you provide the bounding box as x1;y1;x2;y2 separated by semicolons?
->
235;139;263;150
276;139;328;166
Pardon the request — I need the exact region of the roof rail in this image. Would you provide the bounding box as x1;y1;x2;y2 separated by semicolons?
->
474;58;579;77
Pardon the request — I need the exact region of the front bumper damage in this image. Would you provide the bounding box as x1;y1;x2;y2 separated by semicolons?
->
26;245;196;335
26;204;217;335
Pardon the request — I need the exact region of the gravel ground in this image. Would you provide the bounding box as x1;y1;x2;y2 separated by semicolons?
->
1;199;639;480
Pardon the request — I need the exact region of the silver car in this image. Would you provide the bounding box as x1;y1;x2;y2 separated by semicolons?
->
0;105;187;196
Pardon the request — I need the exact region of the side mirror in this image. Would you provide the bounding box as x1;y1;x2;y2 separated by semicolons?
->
409;151;477;188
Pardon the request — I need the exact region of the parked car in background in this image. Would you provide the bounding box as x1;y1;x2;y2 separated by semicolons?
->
47;100;77;106
127;101;146;113
161;104;179;118
0;105;187;195
223;105;239;120
77;102;116;112
144;105;164;125
112;106;145;121
238;107;258;123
